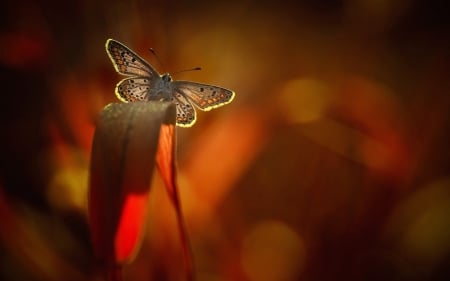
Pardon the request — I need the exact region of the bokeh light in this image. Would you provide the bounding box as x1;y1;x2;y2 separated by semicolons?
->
279;78;332;124
241;220;306;281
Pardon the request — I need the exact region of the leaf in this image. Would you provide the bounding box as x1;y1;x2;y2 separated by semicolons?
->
88;102;175;277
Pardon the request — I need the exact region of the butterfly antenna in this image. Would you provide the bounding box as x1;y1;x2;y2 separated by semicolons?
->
149;48;166;72
173;67;202;74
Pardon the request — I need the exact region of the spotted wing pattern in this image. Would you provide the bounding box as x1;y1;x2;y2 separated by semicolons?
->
105;39;236;127
172;81;235;111
105;39;159;78
115;77;153;102
171;92;196;127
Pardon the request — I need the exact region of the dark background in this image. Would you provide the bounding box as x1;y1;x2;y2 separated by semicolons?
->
1;0;449;280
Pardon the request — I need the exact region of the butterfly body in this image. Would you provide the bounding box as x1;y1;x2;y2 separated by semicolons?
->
148;73;173;101
105;39;235;127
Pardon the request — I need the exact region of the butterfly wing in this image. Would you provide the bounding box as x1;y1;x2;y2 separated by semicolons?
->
105;39;235;127
171;91;197;127
171;81;235;111
116;77;197;126
115;77;153;102
105;39;160;78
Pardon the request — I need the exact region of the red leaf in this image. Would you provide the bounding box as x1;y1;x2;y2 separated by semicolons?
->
156;124;195;281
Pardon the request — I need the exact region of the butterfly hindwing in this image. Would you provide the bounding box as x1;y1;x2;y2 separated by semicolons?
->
116;77;151;102
171;92;196;127
106;39;235;127
106;39;159;78
172;81;235;111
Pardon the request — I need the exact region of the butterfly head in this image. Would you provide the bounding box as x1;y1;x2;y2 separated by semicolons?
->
161;73;172;82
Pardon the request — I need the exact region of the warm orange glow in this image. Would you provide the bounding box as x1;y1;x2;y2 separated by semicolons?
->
180;108;271;225
1;1;449;280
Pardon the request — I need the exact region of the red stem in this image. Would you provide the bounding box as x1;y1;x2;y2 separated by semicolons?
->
172;183;195;281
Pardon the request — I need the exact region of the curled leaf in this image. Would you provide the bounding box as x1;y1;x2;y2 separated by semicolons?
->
88;102;175;273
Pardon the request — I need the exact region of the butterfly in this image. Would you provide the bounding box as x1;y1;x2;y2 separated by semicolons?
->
105;38;235;127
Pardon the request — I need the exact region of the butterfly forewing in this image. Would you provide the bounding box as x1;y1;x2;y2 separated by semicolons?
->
116;77;153;102
105;39;235;127
172;81;235;111
106;39;159;78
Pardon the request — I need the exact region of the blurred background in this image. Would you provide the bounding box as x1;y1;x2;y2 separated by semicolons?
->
1;0;449;280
